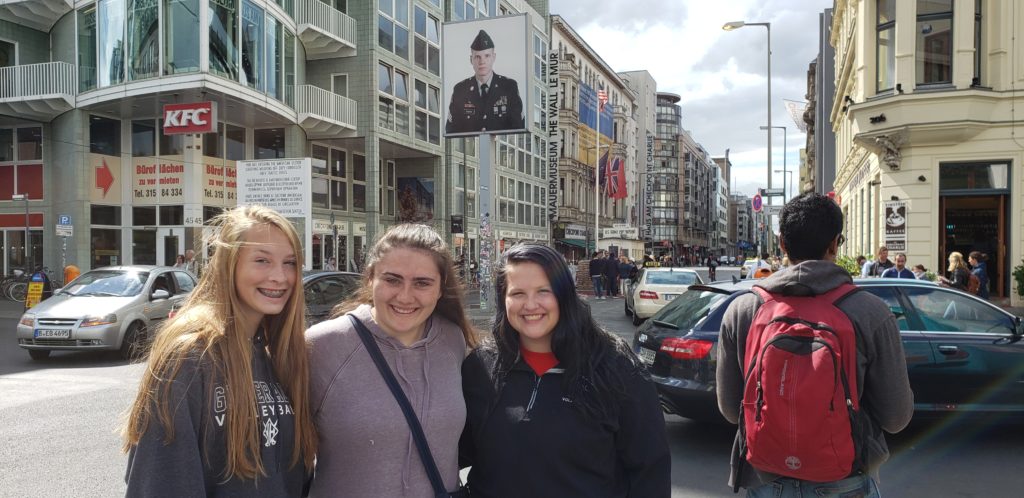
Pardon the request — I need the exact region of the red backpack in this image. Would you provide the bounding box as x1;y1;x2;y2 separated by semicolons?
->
740;284;863;482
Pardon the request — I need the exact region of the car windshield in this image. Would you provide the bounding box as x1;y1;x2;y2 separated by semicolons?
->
62;270;150;297
646;271;698;285
650;287;730;330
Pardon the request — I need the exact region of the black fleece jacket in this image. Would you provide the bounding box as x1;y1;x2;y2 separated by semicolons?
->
459;348;670;498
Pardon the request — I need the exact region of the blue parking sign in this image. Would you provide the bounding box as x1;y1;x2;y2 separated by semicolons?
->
58;214;71;225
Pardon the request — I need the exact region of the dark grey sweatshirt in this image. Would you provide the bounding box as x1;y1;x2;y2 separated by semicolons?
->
125;334;307;497
716;260;914;489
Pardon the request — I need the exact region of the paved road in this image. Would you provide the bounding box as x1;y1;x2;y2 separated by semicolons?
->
3;267;1023;497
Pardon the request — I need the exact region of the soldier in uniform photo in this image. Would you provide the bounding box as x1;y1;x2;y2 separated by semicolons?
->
446;29;525;134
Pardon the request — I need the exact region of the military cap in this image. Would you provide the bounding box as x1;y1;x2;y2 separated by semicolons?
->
471;30;495;51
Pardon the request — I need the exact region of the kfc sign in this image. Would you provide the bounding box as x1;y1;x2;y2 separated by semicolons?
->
162;102;217;134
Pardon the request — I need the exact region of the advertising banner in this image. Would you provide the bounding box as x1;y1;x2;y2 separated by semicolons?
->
89;154;122;203
236;158;312;218
443;14;529;137
884;200;907;252
577;82;613;167
547;49;560;222
201;157;238;206
131;157;185;204
643;134;654;240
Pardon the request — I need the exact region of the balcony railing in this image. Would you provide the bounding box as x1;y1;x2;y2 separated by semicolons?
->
296;84;357;138
0;62;76;121
296;0;357;59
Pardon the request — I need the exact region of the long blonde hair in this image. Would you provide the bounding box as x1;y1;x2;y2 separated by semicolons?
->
122;205;317;479
332;224;477;347
947;251;969;273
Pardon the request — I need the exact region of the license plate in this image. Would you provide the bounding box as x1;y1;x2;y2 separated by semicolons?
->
35;329;71;339
662;294;678;301
638;347;657;365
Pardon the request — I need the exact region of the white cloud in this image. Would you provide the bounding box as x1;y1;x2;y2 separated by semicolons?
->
550;0;832;197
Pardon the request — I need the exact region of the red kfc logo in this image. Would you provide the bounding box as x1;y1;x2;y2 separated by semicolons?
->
163;102;217;134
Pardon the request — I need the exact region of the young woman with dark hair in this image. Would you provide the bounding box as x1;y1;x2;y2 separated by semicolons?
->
305;224;476;497
123;205;317;496
968;251;990;299
460;244;670;497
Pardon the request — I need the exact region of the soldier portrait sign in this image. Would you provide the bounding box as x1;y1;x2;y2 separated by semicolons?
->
443;14;529;137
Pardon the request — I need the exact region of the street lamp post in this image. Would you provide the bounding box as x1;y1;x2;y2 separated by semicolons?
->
12;193;29;269
774;169;792;204
724;20;772;196
761;125;788;202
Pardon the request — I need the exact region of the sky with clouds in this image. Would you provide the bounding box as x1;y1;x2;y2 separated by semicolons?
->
549;0;835;198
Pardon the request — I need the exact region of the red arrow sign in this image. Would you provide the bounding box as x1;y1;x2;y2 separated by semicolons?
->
96;159;114;197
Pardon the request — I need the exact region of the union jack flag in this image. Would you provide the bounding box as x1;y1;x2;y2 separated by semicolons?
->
608;157;626;199
597;89;608;111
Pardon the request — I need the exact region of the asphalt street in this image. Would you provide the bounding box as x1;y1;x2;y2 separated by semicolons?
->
2;264;1022;497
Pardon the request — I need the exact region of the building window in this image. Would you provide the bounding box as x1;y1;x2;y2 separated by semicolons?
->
378;64;409;135
916;0;953;86
253;128;285;158
164;0;200;75
78;7;97;91
414;6;440;75
241;0;265;91
378;0;409;59
414;79;441;144
127;0;159;80
226;124;246;160
98;0;126;87
210;0;239;80
90;116;121;155
352;153;366;212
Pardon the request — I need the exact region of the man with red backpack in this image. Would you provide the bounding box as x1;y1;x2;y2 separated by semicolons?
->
716;192;913;497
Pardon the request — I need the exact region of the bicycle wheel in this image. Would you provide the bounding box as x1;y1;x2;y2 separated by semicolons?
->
9;282;27;302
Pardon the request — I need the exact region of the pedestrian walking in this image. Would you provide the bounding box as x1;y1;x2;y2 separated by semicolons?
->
911;264;929;280
938;251;971;291
861;246;894;277
879;253;915;279
589;251;606;299
618;256;635;295
460;244;671;497
325;256;337;271
184;248;200;277
603;252;620;297
122;205;317;496
172;254;187;269
708;257;718;281
968;251;990;299
716;192;913;497
305;224;477;497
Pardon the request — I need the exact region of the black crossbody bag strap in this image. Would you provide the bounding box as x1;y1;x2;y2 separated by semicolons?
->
347;315;449;497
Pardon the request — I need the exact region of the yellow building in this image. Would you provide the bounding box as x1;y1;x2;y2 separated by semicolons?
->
831;0;1023;304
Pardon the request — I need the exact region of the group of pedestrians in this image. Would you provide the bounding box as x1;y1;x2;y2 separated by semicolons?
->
587;250;640;299
121;205;671;497
857;245;990;298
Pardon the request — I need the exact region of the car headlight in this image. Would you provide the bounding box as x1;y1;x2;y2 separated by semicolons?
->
19;314;34;327
81;313;118;327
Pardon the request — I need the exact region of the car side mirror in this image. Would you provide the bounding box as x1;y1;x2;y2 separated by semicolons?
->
151;289;171;300
1015;316;1023;338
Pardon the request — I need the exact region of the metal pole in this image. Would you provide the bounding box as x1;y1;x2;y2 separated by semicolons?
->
462;137;468;262
594;94;601;253
23;194;30;269
766;24;772;195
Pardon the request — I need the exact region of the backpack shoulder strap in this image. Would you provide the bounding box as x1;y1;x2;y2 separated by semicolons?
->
820;283;859;306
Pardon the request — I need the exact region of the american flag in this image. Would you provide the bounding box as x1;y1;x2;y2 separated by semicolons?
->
597;89;608;111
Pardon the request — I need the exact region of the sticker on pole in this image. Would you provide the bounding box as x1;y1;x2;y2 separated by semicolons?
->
752;194;763;213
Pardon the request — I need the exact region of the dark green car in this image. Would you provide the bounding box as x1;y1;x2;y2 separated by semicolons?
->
633;278;1024;423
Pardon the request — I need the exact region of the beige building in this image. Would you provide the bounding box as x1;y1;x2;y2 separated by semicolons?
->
831;0;1022;304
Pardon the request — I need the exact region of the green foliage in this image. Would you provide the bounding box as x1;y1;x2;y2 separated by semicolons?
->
836;256;862;277
923;271;937;282
1012;259;1024;297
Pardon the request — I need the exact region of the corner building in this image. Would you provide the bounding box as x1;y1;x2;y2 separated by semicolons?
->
0;0;551;274
831;0;1023;305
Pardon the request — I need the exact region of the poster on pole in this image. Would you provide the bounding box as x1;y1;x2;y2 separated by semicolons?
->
443;14;529;137
236;158;313;269
884;200;907;252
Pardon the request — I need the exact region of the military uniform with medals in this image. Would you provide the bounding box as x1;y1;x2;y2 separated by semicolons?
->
446;30;525;134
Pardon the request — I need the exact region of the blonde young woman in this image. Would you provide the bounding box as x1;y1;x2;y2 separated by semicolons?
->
939;251;971;292
123;205;317;496
306;224;476;497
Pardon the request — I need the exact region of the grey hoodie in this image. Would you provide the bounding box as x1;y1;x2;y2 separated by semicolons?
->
716;260;914;489
306;304;467;497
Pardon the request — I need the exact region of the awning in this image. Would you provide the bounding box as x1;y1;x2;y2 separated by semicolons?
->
556;239;592;251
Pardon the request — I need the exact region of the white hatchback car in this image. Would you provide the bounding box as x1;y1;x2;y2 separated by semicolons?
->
625;268;703;325
16;266;195;360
